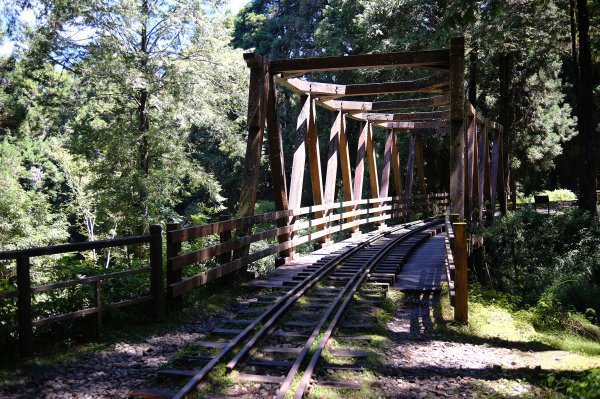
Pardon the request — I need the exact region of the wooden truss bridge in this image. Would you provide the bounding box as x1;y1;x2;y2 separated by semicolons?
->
1;37;505;398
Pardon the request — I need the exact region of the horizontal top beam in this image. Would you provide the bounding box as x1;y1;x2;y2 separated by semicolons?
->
376;120;448;130
278;74;449;98
319;95;450;112
269;49;450;74
465;102;503;130
356;110;449;122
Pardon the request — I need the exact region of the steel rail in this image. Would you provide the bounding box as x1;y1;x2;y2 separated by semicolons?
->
170;221;421;399
277;218;442;399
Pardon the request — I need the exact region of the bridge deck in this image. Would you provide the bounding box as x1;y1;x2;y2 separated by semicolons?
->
245;224;447;291
393;234;446;291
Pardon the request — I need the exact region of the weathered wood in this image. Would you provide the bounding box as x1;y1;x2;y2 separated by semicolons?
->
17;256;32;357
357;111;449;121
482;121;492;210
270;49;450;74
477;121;488;219
149;224;164;319
307;97;326;245
379;130;393;199
449;37;465;220
391;131;403;198
366;122;380;202
320;95;450;113
374;120;448;130
31;267;152;293
324;112;341;206
238;53;265;220
0;235;150;260
265;60;291;258
453;222;468;323
280;75;449;98
353;123;368;202
166;223;183;311
404;134;416;204
288;95;310;211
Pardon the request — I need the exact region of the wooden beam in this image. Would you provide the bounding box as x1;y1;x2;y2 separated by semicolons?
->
288;96;310;211
307;97;324;210
265;61;291;258
464;115;474;221
280;74;449;98
238;54;265;219
324;112;341;206
366;122;380;200
320;95;450;113
375;120;448;130
391;131;403;198
404;134;416;203
380;130;393;198
356;110;449;121
353;123;368;202
482;120;492;217
449;37;465;220
471;120;480;219
269;49;450;74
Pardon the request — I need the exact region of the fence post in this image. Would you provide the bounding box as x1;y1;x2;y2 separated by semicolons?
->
166;223;182;312
94;280;102;333
16;256;33;358
149;224;164;318
453;222;468;323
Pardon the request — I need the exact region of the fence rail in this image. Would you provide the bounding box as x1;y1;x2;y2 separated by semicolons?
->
0;225;164;357
166;194;449;309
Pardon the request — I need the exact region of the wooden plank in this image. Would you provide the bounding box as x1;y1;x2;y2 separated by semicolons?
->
449;37;465;219
374;120;447;130
270;49;450;74
391;132;403;198
379;130;393;199
366;122;380;201
320;95;450;113
31;267;151;293
307;97;324;210
338;112;354;212
281;74;449;98
0;235;149;261
404;134;416;203
238;53;265;220
288;95;310;211
357;110;449;121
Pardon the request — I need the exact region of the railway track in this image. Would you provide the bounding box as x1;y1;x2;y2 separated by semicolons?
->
133;218;444;399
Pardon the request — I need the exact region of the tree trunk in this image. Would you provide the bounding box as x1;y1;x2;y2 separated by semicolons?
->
498;53;514;214
138;0;151;233
574;0;597;215
468;44;477;107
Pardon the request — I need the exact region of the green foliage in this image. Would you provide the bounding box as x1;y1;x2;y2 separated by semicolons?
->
550;369;600;399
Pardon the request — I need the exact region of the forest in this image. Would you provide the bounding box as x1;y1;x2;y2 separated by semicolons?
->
0;0;599;397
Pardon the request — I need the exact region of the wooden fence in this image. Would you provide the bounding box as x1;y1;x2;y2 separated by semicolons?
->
0;225;164;357
166;193;448;310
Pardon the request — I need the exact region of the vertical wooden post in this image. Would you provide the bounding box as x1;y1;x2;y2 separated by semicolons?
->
453;222;468;323
17;256;33;358
379;129;393;199
338;112;355;232
288;96;309;212
323;111;342;241
265;60;291;261
306;97;326;247
498;127;508;215
471;120;480;220
464;116;475;221
450;37;465;220
390;131;404;218
352;122;368;234
414;134;426;215
365;122;382;226
490;127;501;215
166;223;182;312
149;224;164;319
480;121;491;221
404;134;416;210
218;217;233;265
238;53;265;220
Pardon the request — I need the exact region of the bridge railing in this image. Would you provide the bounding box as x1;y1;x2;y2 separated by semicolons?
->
0;225;164;357
166;193;448;309
445;213;468;322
